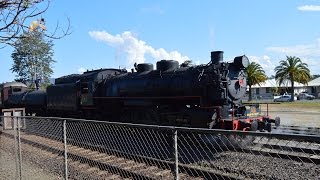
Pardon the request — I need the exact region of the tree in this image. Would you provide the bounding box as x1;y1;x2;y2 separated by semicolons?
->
274;56;311;101
0;0;70;47
180;60;193;67
11;31;55;89
245;62;268;101
311;74;320;80
271;86;278;95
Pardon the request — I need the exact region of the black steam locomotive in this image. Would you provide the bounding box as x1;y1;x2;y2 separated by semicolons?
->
0;51;279;131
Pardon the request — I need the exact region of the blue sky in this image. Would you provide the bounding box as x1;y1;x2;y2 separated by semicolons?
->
1;0;320;82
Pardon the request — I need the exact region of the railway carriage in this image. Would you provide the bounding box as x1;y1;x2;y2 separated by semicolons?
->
0;82;28;108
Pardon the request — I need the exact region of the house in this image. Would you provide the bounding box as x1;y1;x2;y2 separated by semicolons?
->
250;79;307;99
306;77;320;98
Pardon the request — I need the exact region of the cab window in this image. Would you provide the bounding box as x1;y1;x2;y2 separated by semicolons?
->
13;88;22;92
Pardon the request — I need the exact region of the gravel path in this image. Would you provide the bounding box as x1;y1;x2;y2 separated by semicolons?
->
269;111;320;127
258;104;320;128
0;136;59;180
0;132;124;180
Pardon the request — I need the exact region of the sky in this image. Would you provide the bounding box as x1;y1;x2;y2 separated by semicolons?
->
1;0;320;82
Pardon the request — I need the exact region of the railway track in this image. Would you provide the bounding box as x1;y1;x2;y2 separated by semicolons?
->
182;134;320;180
242;137;320;164
1;130;241;180
272;125;320;136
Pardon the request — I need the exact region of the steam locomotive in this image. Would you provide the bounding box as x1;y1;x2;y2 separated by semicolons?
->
0;51;279;131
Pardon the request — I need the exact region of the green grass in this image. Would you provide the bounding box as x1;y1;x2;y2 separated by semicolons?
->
275;101;320;108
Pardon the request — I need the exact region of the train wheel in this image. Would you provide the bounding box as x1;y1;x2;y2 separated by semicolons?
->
251;120;258;131
275;117;280;127
266;122;272;132
223;122;255;149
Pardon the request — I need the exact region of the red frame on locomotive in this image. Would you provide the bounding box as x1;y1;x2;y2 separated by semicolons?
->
223;103;280;132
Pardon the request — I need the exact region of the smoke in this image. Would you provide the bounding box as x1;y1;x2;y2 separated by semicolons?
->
266;38;320;75
248;55;275;76
78;67;86;74
89;31;189;68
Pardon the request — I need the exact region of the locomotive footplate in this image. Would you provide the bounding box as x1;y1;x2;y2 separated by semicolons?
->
241;103;281;132
217;103;281;131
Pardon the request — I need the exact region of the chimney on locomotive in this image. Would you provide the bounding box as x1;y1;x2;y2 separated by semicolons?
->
211;51;224;65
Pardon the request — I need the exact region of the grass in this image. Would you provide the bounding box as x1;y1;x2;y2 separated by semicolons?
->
271;101;320;108
243;100;320;111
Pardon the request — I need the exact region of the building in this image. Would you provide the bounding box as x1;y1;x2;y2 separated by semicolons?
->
306;77;320;98
251;79;307;99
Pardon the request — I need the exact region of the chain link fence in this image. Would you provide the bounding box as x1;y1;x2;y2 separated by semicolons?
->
1;116;320;179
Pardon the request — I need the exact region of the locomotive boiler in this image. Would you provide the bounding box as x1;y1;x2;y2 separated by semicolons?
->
93;51;249;129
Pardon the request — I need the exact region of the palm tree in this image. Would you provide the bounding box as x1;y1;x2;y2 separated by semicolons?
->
245;62;268;101
274;56;311;101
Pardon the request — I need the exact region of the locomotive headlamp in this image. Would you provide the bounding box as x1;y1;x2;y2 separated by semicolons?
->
234;55;249;68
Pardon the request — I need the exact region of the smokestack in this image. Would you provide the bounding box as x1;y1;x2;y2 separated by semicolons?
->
211;51;223;64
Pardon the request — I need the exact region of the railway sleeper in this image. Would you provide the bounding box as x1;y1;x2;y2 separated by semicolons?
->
242;146;320;164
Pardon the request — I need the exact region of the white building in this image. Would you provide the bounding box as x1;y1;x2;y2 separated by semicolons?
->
306;77;320;98
251;79;307;99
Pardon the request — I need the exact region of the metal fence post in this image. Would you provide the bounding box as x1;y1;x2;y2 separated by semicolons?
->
17;117;22;180
13;117;22;180
63;120;68;180
13;117;18;179
173;129;179;180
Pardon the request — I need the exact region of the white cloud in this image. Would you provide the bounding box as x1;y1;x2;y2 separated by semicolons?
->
89;31;189;68
78;67;86;74
248;55;275;76
195;60;201;65
297;5;320;11
266;38;320;75
266;38;320;57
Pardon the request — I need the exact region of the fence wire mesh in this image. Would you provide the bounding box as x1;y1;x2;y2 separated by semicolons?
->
0;116;64;179
65;120;175;179
1;116;320;180
20;117;65;179
177;130;320;179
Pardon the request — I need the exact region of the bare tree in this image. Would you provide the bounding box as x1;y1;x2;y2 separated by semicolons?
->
0;0;71;47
